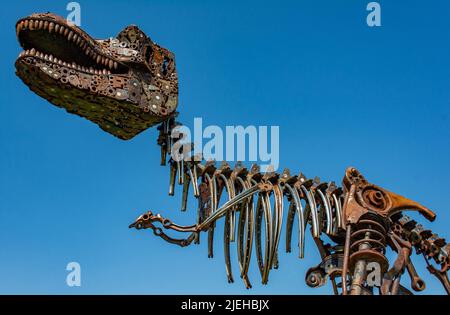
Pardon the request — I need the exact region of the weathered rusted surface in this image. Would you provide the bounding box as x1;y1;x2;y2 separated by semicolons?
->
15;13;449;295
15;13;178;140
342;167;435;224
128;114;449;295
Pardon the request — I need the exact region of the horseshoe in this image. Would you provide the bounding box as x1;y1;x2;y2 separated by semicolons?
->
235;176;253;289
205;173;218;258
261;191;273;284
299;184;320;238
284;183;305;258
316;184;334;236
270;184;284;270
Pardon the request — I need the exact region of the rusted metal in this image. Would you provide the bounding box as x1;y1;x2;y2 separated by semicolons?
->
127;120;449;295
15;13;450;295
15;13;178;140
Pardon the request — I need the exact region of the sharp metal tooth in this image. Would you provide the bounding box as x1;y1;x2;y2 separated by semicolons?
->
68;31;74;41
58;60;63;65
101;57;106;65
96;54;102;64
49;22;54;33
44;21;49;30
24;20;29;28
55;24;59;33
16;22;22;36
38;20;43;29
72;62;77;68
30;48;36;55
34;20;39;29
89;67;94;73
59;25;65;35
44;54;48;60
108;60;114;69
62;61;67;66
72;34;78;42
102;69;107;75
76;37;82;45
49;55;53;62
64;28;69;37
113;62;118;70
29;20;35;30
85;47;91;55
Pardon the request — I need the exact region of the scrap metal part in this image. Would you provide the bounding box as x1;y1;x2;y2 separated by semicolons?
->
15;13;178;140
14;13;449;295
128;119;449;295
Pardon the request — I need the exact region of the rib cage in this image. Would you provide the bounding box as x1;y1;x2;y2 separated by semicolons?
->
147;118;347;288
13;13;450;295
128;117;450;293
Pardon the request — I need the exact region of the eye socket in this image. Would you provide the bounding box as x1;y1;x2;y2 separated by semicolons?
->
144;45;153;65
162;57;169;76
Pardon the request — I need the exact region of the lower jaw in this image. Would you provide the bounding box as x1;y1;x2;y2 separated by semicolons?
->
15;58;163;140
17;49;113;75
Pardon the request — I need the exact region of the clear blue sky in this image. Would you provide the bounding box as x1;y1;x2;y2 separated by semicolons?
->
1;0;449;294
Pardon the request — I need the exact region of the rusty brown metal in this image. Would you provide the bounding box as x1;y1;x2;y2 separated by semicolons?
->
15;13;178;140
126;122;449;294
342;167;436;225
127;123;449;294
15;13;450;295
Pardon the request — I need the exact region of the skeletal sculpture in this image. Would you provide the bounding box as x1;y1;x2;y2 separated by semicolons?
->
15;13;449;295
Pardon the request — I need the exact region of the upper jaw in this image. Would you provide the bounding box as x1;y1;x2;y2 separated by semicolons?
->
16;13;126;74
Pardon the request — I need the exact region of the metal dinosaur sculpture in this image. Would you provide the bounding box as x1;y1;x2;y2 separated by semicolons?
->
15;13;450;295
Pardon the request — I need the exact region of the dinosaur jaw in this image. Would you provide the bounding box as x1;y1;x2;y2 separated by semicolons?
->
14;13;168;140
16;14;127;75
